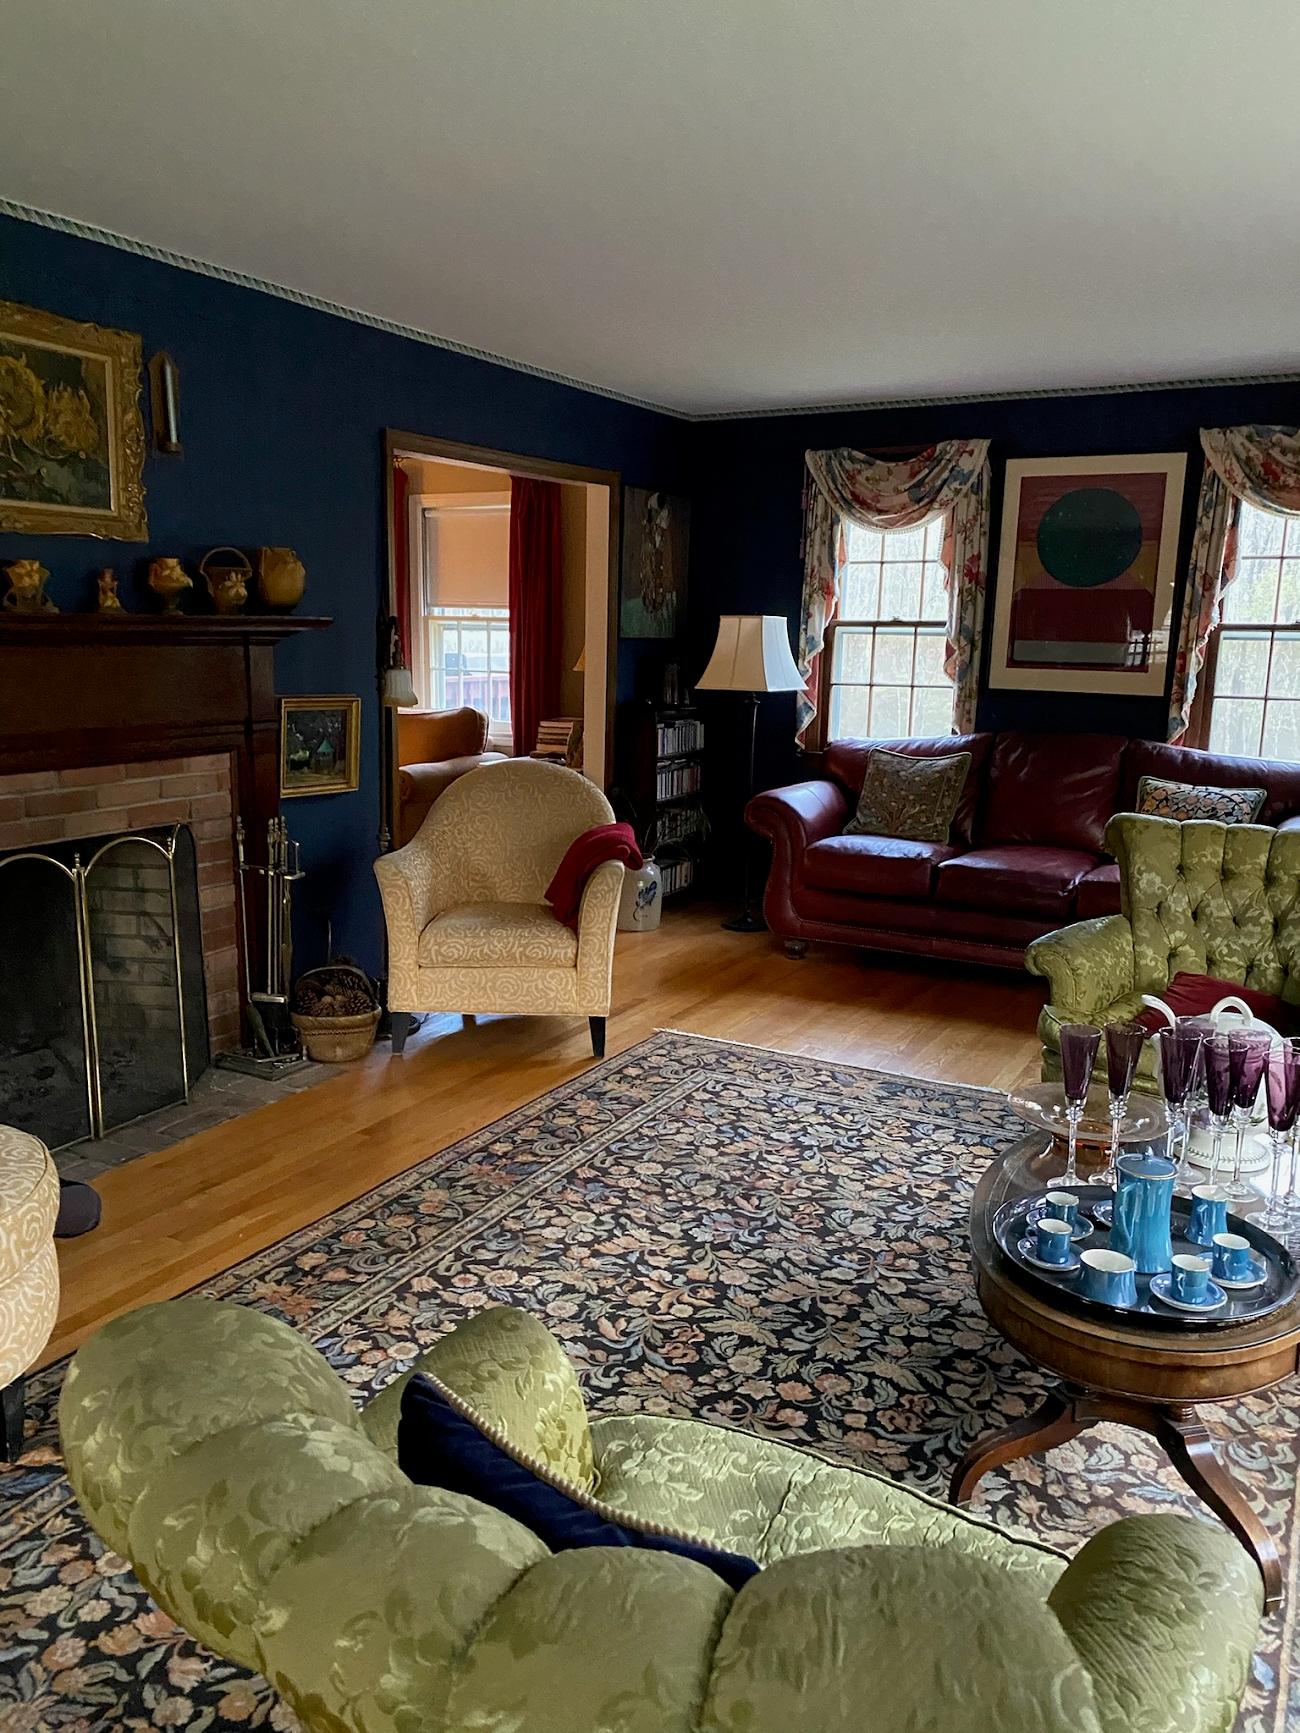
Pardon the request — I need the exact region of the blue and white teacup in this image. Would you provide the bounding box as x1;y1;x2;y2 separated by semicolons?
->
1044;1190;1079;1227
1211;1232;1255;1283
1187;1186;1230;1248
1169;1252;1212;1305
1035;1217;1075;1266
1079;1248;1138;1307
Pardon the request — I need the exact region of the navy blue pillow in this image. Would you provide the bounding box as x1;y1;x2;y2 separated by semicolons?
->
398;1372;759;1590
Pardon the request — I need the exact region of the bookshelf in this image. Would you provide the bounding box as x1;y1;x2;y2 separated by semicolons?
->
615;702;706;898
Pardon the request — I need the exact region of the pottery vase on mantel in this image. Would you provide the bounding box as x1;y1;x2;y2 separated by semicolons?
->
256;546;306;611
618;857;663;932
3;560;57;613
148;557;193;614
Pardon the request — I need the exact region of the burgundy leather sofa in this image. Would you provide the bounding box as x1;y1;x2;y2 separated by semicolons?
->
746;731;1300;970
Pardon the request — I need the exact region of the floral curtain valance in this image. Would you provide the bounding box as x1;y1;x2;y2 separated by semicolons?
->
1168;426;1300;741
797;440;991;743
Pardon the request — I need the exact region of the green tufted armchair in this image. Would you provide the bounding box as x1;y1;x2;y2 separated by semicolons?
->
1028;813;1300;1086
59;1297;1260;1733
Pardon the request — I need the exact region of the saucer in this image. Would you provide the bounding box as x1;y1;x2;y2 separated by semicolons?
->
1017;1236;1082;1274
1214;1255;1268;1291
1148;1272;1228;1313
1091;1201;1113;1229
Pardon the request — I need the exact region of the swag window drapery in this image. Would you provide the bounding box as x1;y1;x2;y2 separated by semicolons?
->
796;440;992;744
508;476;564;759
1168;426;1300;741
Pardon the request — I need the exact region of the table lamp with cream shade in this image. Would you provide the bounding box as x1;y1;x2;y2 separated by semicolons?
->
696;614;805;931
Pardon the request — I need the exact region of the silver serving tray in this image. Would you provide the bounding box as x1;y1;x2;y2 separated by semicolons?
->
992;1184;1299;1328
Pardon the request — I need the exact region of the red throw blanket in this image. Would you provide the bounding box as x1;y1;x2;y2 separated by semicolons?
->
546;823;642;930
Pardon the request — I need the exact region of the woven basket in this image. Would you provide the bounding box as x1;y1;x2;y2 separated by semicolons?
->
290;1007;380;1063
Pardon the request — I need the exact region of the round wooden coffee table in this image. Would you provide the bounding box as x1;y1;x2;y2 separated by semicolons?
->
952;1131;1300;1611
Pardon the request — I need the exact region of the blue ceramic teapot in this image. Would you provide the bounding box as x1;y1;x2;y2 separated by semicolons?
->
1111;1152;1176;1274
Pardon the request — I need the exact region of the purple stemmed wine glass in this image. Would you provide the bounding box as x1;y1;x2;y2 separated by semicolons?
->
1103;1021;1146;1191
1059;1022;1101;1187
1203;1034;1234;1184
1156;1021;1204;1190
1224;1030;1271;1202
1264;1041;1300;1230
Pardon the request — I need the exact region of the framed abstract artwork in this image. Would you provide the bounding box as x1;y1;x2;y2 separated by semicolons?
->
0;298;148;538
620;487;689;638
987;453;1187;694
280;696;361;797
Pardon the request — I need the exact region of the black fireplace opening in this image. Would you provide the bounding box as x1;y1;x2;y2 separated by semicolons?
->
0;823;210;1149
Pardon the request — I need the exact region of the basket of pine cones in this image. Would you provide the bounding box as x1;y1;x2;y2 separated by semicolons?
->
290;963;381;1062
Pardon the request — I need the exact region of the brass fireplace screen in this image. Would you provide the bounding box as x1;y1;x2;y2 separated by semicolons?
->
0;823;209;1150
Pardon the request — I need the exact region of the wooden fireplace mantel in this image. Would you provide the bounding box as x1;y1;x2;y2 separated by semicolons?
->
0;612;334;1023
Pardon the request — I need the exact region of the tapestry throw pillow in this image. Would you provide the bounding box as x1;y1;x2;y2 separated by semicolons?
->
398;1371;760;1590
845;747;972;844
1136;775;1266;825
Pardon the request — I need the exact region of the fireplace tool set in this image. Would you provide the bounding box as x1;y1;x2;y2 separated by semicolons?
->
216;816;312;1078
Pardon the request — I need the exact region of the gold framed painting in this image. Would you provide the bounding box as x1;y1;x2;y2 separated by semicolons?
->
280;696;362;797
0;298;148;539
987;451;1187;695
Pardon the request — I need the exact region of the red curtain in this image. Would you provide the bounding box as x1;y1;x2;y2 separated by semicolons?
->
391;460;411;664
508;477;563;756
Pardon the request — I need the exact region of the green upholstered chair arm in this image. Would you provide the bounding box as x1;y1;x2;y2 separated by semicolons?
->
1049;1513;1262;1733
360;1302;595;1486
1026;915;1138;1022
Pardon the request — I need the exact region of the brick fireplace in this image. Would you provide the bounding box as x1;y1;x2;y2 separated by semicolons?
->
0;611;329;1149
0;754;241;1052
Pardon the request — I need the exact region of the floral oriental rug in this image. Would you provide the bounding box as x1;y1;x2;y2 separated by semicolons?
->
1;1031;1297;1731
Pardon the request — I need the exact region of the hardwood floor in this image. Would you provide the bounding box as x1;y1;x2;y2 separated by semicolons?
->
40;906;1046;1368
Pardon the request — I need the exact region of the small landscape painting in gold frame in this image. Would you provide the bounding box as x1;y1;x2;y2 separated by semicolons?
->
280;696;361;797
0;298;148;538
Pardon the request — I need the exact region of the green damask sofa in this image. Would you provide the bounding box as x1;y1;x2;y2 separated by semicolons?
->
1029;812;1300;1085
60;1298;1261;1733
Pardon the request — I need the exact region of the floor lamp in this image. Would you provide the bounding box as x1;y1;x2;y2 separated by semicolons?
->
697;614;804;932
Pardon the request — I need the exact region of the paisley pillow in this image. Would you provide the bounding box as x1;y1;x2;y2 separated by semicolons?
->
1136;775;1266;825
398;1372;759;1589
844;748;972;844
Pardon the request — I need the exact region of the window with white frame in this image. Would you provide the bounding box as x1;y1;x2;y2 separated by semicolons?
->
820;516;954;742
410;494;512;747
1200;502;1300;760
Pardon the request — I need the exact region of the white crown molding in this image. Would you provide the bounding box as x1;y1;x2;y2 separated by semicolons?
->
5;197;1299;425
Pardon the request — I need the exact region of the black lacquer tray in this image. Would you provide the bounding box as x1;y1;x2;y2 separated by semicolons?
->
992;1183;1300;1328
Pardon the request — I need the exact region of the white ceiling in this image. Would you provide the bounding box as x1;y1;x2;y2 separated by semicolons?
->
3;0;1299;417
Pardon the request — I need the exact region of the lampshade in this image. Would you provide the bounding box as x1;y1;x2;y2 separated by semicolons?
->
383;664;419;707
696;615;804;693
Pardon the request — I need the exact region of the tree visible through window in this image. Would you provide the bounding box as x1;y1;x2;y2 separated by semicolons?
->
821;517;954;742
1203;503;1300;760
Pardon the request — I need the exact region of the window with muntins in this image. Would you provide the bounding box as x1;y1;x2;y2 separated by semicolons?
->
821;516;954;742
1203;502;1300;761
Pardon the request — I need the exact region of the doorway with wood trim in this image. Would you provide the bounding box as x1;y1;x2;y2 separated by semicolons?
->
381;430;618;851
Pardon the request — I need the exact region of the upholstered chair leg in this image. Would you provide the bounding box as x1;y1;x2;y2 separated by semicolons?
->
2;1376;26;1463
390;1012;414;1056
589;1016;606;1058
784;939;809;959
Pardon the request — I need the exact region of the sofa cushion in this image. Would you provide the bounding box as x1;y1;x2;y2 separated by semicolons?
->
418;903;578;969
825;733;993;846
803;834;959;898
844;748;972;843
399;1373;759;1590
1075;862;1121;920
1132;972;1300;1036
936;846;1099;919
1122;738;1300;828
980;732;1127;854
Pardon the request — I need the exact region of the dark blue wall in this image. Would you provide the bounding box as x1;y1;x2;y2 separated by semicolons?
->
686;381;1300;806
0;214;686;972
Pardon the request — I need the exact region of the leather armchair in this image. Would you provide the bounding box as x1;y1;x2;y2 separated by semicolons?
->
1027;813;1300;1083
374;759;623;1057
60;1297;1262;1733
396;706;508;845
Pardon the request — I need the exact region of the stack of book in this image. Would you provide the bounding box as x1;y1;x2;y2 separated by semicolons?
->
533;717;583;767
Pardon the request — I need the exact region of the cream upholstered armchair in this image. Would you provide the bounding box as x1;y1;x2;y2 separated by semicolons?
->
374;760;623;1058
